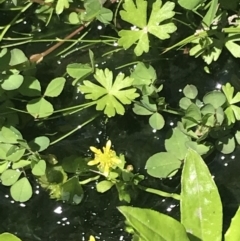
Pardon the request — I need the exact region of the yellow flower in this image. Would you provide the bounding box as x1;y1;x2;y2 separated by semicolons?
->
88;140;121;177
89;235;95;241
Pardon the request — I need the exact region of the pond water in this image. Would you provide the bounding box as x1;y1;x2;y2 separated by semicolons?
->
1;16;240;241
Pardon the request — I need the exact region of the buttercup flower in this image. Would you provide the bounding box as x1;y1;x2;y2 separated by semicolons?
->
89;235;95;241
88;140;122;177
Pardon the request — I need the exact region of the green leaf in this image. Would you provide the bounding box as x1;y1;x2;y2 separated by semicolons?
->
56;0;69;15
133;103;153;115
202;0;218;27
0;233;22;241
79;68;139;117
27;97;54;118
1;74;23;90
12;160;31;169
9;48;28;66
61;176;84;205
0;143;25;162
0;161;9;174
97;7;113;24
185;141;211;155
225;207;240;241
96;180;114;193
183;84;198;99
32;160;46;176
67;63;92;83
181;149;222;241
131;62;157;86
0;126;22;144
178;0;205;10
165;127;190;160
1;169;21;186
225;38;240;58
0;48;11;71
118;206;190;241
149;112;165;130
118;0;176;56
235;131;240;145
28;136;50;152
10;177;33;202
203;91;226;109
216;135;235;154
18;76;41;97
222;82;234;103
145;152;181;178
44;77;66;97
68;12;80;24
179;97;192;110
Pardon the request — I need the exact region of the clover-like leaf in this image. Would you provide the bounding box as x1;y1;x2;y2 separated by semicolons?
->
118;0;176;56
79;68;139;117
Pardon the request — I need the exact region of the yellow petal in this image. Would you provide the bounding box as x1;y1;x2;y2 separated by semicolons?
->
105;140;112;152
89;235;95;241
90;146;102;154
87;159;99;166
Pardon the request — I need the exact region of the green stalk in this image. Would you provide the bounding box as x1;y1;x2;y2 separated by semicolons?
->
79;175;100;185
49;115;98;146
0;2;33;41
138;185;180;200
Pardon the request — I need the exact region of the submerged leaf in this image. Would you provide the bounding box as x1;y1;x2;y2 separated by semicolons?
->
225;207;240;241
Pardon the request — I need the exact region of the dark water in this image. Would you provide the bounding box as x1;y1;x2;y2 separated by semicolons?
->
1;10;240;240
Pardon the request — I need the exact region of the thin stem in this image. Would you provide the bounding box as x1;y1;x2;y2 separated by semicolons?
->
49;115;98;146
79;175;100;185
138;185;180;201
0;2;33;41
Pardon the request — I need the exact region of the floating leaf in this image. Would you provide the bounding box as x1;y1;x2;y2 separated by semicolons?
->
1;169;21;186
165;127;190;160
179;97;192;110
79;68;139;117
0;126;22;144
97;180;114;193
12;160;31;169
1;74;23;90
61;176;84;205
68;12;80;24
203;91;226;109
118;206;190;241
28;136;50;152
32;160;46;176
67;63;92;83
118;0;176;56
10;177;33;202
178;0;205;10
27;97;54;118
216;135;235;154
149;112;165;130
18;76;41;97
181;149;222;241
145;152;181;178
9;48;28;66
0;233;22;241
44;77;66;97
225;207;240;241
56;0;69;15
183;84;198;99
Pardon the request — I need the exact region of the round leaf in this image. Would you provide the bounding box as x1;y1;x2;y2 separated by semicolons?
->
27;97;53;118
9;48;28;66
96;180;114;193
32;160;46;176
149;112;165;130
133;103;153;115
28;136;50;152
10;177;33;202
68;12;80;24
145;152;181;178
0;233;22;241
203;91;226;109
44;77;66;97
216;135;235;154
179;97;192;110
1;75;23;90
183;84;198;99
1;169;21;186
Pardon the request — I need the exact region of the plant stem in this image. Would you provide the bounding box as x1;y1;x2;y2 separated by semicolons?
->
138;185;180;200
79;175;100;185
0;2;33;41
49;115;98;146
